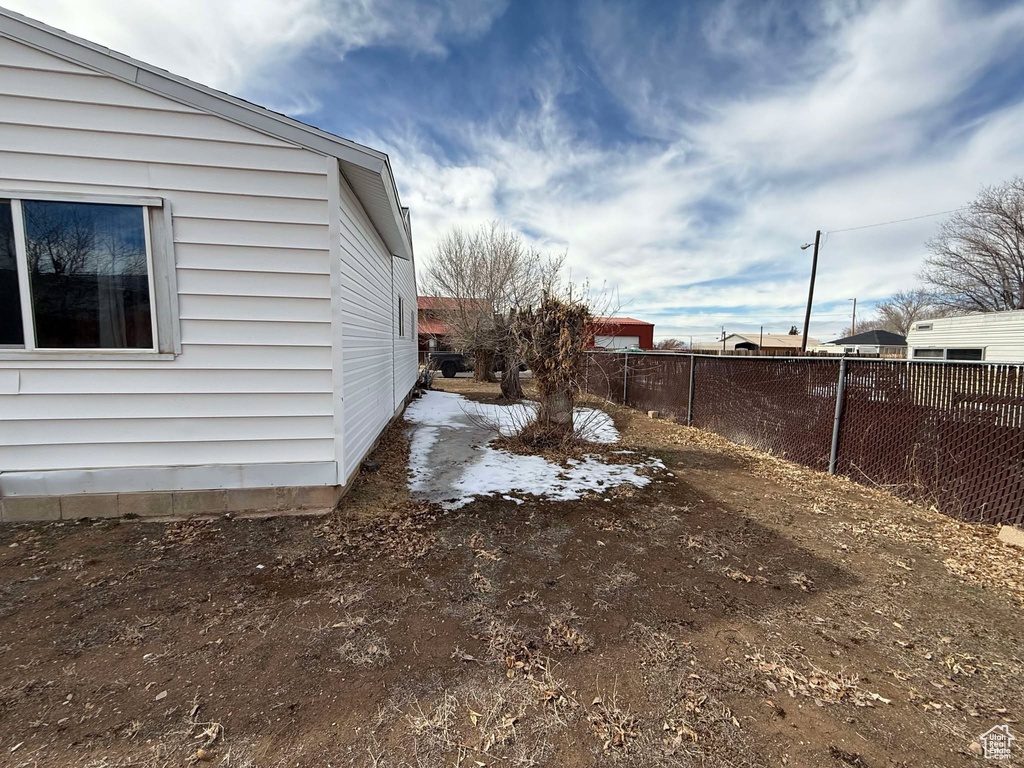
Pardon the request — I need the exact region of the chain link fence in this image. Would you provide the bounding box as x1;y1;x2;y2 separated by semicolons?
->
583;351;1024;526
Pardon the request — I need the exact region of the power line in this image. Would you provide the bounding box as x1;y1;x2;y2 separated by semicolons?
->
827;207;968;234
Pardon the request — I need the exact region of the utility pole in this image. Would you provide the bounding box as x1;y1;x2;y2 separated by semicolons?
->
721;326;726;352
800;230;822;354
759;325;763;350
849;298;857;336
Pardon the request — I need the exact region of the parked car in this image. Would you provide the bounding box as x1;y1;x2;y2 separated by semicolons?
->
428;351;473;379
427;351;527;378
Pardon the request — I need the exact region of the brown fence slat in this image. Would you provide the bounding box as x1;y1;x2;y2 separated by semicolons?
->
582;352;1024;526
690;356;839;471
837;359;1024;526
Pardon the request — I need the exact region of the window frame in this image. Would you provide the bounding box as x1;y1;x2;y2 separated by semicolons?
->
945;347;984;361
398;295;405;338
0;190;179;361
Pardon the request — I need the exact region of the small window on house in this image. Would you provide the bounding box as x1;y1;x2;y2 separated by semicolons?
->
1;197;172;353
398;296;405;337
844;346;856;354
916;322;933;331
913;348;943;359
410;308;415;340
945;348;983;361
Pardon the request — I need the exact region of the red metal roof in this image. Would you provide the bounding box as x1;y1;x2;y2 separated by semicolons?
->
591;316;654;327
418;317;449;336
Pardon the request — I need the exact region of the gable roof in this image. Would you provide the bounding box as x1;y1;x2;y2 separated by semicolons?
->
592;317;654;328
0;6;413;260
828;330;907;346
733;333;820;348
691;333;820;350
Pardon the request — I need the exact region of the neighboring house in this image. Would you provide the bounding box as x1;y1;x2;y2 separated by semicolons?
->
416;296;490;363
906;310;1024;362
0;9;418;521
692;333;820;353
812;329;907;356
589;317;655;350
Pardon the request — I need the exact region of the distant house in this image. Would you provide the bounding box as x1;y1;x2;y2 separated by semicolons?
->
416;296;490;362
812;329;907;356
906;310;1024;362
692;333;819;353
0;9;417;521
588;317;655;350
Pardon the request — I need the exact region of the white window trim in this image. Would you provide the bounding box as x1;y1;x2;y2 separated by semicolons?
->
0;191;180;362
912;347;986;361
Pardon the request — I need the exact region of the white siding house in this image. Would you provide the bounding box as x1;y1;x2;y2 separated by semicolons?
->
907;310;1024;363
0;9;417;520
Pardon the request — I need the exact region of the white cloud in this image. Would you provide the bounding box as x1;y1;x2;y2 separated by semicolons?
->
8;0;1022;343
3;0;507;112
375;0;1024;343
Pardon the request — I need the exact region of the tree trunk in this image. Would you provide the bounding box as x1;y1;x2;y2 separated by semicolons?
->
473;348;496;382
500;364;523;400
536;387;574;438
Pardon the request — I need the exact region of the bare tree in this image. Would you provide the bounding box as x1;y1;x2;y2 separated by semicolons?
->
923;177;1024;312
421;222;561;393
876;289;946;336
511;289;591;444
840;289;947;338
654;338;686;349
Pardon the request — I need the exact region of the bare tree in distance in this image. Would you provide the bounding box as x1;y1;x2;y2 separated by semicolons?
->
923;177;1024;312
654;338;687;350
421;222;563;394
839;289;949;338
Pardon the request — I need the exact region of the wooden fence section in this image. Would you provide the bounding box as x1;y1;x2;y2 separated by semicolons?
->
583;351;1024;526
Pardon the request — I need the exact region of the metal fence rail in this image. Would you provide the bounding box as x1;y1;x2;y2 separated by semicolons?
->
583;351;1024;526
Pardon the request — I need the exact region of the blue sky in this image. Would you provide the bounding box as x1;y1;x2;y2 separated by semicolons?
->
13;0;1024;343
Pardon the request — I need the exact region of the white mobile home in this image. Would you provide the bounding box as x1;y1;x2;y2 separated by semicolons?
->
907;311;1024;363
0;9;418;521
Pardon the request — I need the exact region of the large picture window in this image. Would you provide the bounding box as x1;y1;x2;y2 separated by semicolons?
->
0;197;168;353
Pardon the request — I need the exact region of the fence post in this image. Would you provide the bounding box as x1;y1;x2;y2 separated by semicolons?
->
622;352;629;404
828;357;848;475
686;354;696;426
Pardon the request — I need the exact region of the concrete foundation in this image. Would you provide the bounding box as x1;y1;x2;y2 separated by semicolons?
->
0;485;342;523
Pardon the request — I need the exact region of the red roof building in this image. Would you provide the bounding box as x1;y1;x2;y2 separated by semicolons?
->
588;317;655;350
417;296;491;361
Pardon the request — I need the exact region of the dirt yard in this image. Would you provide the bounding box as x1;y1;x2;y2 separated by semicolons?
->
1;377;1022;768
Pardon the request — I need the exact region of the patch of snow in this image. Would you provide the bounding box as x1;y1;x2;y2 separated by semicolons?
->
405;390;664;509
573;407;618;443
405;391;620;443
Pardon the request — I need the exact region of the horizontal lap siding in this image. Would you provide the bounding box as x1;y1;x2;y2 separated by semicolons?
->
0;38;334;475
338;173;395;479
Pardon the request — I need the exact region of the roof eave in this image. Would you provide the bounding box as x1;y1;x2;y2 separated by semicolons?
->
0;6;413;260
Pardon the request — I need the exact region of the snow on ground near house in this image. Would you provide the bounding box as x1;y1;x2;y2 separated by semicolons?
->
405;390;664;509
404;390;618;443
